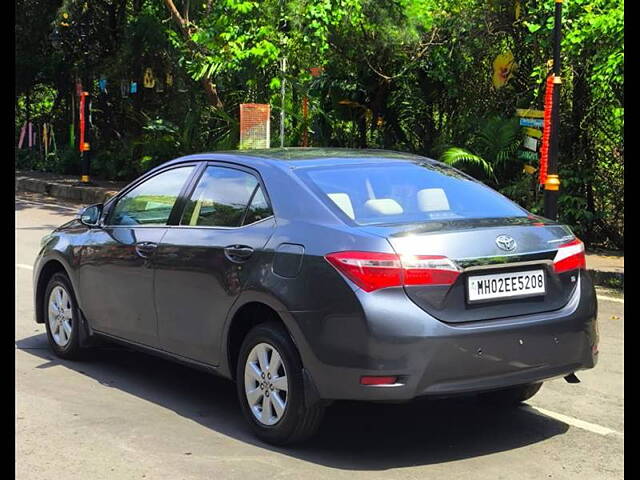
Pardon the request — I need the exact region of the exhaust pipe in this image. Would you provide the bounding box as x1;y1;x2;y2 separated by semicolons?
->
564;373;580;384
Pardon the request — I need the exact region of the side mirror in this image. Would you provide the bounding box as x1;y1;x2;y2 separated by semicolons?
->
79;204;103;227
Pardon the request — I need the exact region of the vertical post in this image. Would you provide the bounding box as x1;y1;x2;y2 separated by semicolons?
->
79;91;92;184
280;57;286;148
302;96;309;147
544;0;563;220
70;92;75;148
25;88;31;148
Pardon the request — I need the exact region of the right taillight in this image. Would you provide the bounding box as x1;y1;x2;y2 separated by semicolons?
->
325;251;460;292
400;255;461;286
553;238;586;273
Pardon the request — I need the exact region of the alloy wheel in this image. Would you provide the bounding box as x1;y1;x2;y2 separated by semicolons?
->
244;342;289;426
48;285;73;347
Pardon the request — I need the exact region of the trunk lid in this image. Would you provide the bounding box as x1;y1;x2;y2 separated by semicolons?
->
362;216;579;323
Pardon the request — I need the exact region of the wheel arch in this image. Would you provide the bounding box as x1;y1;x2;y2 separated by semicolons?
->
221;292;304;381
34;257;76;324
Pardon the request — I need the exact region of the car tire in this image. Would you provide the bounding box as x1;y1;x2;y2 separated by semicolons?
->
43;272;83;360
236;321;325;445
478;382;543;406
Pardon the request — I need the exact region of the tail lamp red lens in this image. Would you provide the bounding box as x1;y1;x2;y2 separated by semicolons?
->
360;376;398;385
325;251;460;293
553;238;586;273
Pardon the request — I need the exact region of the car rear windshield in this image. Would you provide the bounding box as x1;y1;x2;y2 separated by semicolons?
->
298;161;528;226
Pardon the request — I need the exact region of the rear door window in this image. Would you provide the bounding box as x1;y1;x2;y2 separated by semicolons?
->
181;166;269;227
298;162;527;225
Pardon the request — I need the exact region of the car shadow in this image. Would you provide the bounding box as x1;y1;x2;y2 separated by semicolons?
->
16;333;569;470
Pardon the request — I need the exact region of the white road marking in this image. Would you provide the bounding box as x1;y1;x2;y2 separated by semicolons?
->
16;264;34;271
597;295;624;304
523;405;622;437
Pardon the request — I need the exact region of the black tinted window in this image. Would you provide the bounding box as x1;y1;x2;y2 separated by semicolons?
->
298;162;526;226
109;166;194;226
181;167;260;227
243;186;273;225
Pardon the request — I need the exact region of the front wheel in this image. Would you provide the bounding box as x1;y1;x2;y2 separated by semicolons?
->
43;272;83;360
236;322;324;445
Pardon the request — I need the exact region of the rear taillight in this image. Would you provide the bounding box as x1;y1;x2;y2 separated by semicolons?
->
324;252;402;292
325;251;460;292
401;255;460;286
553;238;586;273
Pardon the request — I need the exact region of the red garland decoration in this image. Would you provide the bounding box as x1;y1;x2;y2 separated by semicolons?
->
79;92;86;152
538;75;554;185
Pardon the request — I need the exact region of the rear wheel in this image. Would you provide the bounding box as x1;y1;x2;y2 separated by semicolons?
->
43;273;83;360
236;322;324;445
478;382;543;406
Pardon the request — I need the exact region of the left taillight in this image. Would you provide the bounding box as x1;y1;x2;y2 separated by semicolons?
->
553;238;586;273
325;251;460;293
324;251;402;292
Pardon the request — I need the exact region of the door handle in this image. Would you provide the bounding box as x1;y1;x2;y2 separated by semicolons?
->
135;241;158;258
224;245;254;262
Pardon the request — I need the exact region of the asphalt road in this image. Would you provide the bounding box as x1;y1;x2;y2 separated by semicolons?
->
15;193;624;479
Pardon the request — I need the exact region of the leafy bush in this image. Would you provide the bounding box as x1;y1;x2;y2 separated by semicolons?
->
15;0;623;249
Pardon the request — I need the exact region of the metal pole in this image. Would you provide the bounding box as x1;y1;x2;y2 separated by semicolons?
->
280;57;286;148
544;0;563;220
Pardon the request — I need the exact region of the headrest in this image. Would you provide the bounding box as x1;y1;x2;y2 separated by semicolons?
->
417;188;450;212
363;198;404;216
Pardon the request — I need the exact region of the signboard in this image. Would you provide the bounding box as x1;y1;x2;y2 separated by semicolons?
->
239;103;271;149
523;127;542;139
516;109;544;119
519;118;544;128
516;107;546;174
523;136;538;151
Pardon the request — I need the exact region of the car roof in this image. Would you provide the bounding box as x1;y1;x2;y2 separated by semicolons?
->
156;148;437;171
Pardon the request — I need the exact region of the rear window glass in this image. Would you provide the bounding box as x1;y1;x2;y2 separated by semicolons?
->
297;162;527;226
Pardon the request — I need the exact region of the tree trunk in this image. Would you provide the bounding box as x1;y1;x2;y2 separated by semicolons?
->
358;114;367;148
568;56;595;244
163;0;223;109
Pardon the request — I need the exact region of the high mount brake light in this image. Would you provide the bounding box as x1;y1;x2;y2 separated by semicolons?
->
325;251;460;293
553;238;586;273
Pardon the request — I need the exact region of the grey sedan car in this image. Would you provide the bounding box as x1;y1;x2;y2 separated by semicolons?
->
33;148;598;445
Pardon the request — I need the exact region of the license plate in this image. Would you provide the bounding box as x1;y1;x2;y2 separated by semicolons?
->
467;269;545;303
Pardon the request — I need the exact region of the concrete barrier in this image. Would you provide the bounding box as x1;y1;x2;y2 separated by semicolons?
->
16;175;120;205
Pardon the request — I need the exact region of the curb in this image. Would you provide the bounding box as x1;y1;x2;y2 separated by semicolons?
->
16;176;120;205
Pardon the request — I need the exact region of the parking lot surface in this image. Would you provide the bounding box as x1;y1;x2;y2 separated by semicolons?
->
15;193;623;479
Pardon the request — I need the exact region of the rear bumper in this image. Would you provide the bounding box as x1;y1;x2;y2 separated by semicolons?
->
289;272;598;402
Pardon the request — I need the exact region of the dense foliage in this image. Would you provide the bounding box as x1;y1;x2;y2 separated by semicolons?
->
15;0;623;249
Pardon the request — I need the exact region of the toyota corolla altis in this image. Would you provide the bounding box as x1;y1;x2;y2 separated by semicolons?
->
34;148;598;445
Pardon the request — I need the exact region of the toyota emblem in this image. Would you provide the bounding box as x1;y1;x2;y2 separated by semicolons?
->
496;234;517;252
